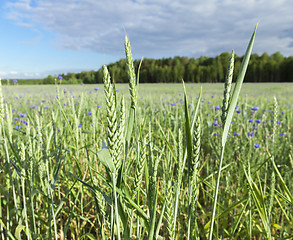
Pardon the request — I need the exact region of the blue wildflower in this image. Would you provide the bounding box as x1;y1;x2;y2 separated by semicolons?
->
233;132;240;136
215;105;220;111
255;119;262;124
248;132;255;137
94;87;99;91
254;144;260;148
236;110;241;114
248;119;253;123
251;106;259;111
212;122;218;126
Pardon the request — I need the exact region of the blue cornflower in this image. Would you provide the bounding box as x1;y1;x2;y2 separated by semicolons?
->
97;105;101;109
280;133;285;136
233;132;240;136
236;110;241;114
276;120;281;125
252;126;257;130
255;119;262;124
78;123;82;128
88;112;92;116
251;106;259;111
215;105;220;111
212;122;218;126
19;113;26;118
94;87;99;91
248;132;255;137
254;143;260;148
13;79;18;83
248;119;253;123
58;76;63;80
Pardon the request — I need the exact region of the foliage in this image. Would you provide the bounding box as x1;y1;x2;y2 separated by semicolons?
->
0;28;292;239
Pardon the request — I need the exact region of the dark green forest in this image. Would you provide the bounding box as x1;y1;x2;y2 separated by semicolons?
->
4;51;293;85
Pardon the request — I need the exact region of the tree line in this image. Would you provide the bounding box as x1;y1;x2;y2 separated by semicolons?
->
4;51;293;85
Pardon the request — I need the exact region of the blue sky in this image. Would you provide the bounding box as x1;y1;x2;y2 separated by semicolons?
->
1;0;293;79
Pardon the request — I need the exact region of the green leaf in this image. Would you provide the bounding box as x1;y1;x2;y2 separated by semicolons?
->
182;81;192;172
222;24;257;147
15;225;27;240
148;184;158;240
0;219;16;240
155;199;166;239
243;166;271;239
80;233;97;240
97;141;115;173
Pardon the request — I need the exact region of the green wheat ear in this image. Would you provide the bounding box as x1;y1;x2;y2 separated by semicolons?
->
103;65;121;174
125;35;137;110
221;50;234;125
165;179;175;240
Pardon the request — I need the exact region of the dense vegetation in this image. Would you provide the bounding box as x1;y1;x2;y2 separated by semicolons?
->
3;51;293;85
0;30;292;239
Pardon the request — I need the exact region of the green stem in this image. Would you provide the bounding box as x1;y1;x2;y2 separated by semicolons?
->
208;146;225;240
112;174;121;240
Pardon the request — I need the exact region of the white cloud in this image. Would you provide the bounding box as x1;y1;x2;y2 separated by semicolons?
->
0;71;44;79
5;0;293;58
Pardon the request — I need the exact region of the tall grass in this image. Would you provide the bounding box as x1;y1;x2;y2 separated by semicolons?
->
0;26;292;240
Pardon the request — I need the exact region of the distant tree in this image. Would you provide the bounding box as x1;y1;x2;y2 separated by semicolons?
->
41;51;293;84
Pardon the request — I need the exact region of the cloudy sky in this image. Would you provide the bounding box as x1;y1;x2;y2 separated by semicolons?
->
1;0;293;79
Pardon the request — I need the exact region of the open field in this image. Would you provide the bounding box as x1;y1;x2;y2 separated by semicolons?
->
0;81;292;239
